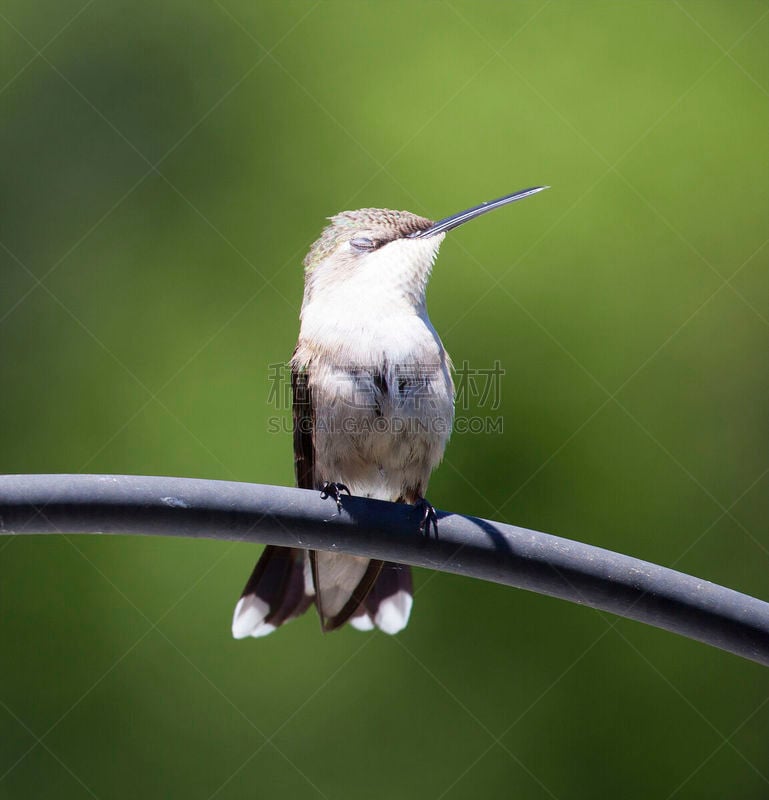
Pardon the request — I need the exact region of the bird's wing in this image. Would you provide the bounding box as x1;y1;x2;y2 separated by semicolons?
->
291;360;315;490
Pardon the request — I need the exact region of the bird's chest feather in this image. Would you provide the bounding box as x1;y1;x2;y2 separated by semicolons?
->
294;307;454;476
298;307;453;424
306;344;454;496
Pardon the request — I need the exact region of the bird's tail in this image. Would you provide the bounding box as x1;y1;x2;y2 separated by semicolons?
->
231;546;314;638
349;561;414;635
232;547;413;638
310;551;383;632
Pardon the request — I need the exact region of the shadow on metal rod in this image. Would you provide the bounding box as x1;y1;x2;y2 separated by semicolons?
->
1;473;768;667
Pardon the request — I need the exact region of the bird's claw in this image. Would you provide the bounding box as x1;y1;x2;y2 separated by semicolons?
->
417;498;439;540
320;481;350;511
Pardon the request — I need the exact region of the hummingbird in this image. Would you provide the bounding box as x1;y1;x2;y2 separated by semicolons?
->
232;186;548;638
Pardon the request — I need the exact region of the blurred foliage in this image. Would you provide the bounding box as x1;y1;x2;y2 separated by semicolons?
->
1;1;768;798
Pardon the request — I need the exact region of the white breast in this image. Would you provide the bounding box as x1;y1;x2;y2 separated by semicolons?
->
295;310;454;501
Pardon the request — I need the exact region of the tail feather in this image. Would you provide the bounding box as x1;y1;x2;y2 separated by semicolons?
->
311;551;383;632
232;546;313;639
350;562;413;635
232;550;412;638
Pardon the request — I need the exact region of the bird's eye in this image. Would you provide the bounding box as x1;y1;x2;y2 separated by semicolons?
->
350;236;376;251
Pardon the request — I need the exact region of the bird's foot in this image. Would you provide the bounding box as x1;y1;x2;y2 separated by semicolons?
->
320;481;350;511
417;498;439;540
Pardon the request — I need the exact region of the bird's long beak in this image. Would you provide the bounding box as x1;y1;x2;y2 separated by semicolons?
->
408;186;549;239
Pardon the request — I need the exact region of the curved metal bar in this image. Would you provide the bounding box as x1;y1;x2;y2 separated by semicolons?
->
1;473;767;666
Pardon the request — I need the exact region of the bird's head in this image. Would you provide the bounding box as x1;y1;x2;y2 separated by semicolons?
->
301;187;548;312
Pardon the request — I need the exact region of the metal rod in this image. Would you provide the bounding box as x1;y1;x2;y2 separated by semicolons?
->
1;473;767;666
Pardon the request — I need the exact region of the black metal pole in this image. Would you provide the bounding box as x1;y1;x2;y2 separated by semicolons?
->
1;473;767;666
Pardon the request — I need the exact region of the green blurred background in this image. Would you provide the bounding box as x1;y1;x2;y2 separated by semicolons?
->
1;1;767;797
